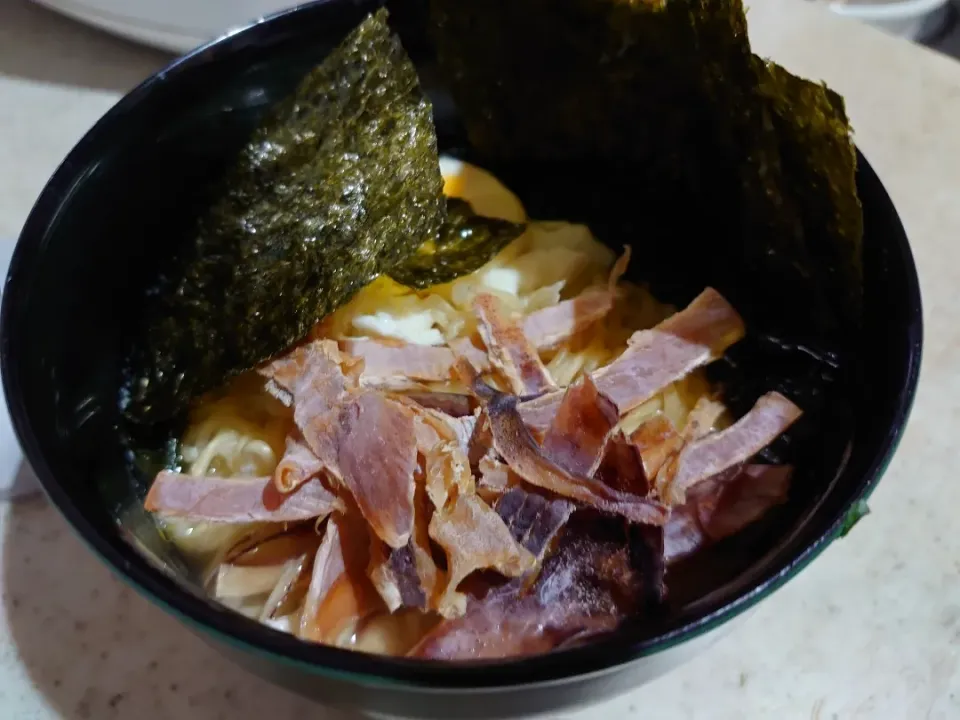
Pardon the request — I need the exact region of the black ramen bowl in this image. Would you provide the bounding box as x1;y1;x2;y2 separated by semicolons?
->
1;1;922;717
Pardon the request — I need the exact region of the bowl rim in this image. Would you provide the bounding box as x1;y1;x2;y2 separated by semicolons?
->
1;0;924;691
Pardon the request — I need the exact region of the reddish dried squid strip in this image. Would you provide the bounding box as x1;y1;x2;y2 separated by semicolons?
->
473;293;557;396
145;472;342;523
340;337;456;386
663;391;801;505
273;435;325;494
522;247;631;350
518;287;745;432
335;393;418;549
461;360;667;526
541;374;619;477
664;464;793;563
299;514;380;644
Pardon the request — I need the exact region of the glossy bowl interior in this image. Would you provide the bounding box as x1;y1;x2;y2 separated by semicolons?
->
1;1;922;717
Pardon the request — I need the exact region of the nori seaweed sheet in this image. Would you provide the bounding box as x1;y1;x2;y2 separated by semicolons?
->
389;197;525;288
758;61;863;323
428;0;862;342
127;0;862;429
125;9;446;423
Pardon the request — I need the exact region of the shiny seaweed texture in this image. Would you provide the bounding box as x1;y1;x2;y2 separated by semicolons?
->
125;9;446;424
124;7;529;426
389;198;525;288
429;0;862;344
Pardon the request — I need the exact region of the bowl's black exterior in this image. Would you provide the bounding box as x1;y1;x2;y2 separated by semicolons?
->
0;1;922;717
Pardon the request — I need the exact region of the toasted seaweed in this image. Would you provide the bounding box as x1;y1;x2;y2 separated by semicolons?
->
428;0;862;340
758;61;863;326
430;0;748;163
389;198;525;288
124;9;446;423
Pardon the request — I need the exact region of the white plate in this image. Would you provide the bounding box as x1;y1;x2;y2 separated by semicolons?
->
32;0;297;54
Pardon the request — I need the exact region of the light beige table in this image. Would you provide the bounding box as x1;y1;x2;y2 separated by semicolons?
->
0;0;957;717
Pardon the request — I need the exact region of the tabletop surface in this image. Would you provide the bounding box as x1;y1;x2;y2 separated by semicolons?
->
1;0;958;717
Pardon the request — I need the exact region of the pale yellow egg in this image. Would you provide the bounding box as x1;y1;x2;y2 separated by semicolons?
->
439;156;526;223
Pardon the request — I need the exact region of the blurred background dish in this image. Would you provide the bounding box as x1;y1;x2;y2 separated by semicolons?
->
27;0;959;51
31;0;295;53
